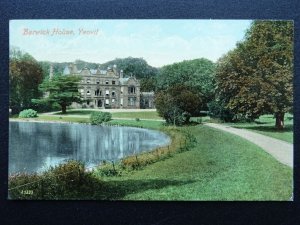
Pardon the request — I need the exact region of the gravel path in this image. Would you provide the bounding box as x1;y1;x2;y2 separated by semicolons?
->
204;123;293;168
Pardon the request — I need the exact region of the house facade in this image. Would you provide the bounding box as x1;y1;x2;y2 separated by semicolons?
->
61;63;154;109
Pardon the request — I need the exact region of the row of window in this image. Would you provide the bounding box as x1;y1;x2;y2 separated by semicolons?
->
80;87;137;96
84;79;116;85
85;97;136;106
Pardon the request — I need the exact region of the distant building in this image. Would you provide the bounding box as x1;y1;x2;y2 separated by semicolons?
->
61;63;155;109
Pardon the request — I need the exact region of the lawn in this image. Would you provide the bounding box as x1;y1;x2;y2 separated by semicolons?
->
107;119;164;129
227;114;293;143
94;125;292;200
13;115;164;130
53;110;162;120
27;115;90;123
10;113;292;200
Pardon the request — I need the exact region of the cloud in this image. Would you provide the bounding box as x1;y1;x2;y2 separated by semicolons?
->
10;20;251;67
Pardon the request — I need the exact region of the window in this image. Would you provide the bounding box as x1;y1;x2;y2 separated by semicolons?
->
120;98;123;105
95;89;100;96
129;97;135;106
105;90;109;96
87;90;90;95
96;80;100;84
105;99;109;105
112;99;115;103
87;79;90;83
112;91;115;97
105;80;109;85
128;86;136;94
121;87;124;94
112;80;116;85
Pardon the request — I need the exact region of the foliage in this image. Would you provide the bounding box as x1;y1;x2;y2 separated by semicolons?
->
99;57;158;79
9;47;44;114
96;161;122;177
208;99;236;122
155;85;202;125
18;109;38;118
140;77;157;92
216;21;293;129
157;58;215;109
33;75;82;114
90;111;112;125
8;160;102;200
120;126;196;171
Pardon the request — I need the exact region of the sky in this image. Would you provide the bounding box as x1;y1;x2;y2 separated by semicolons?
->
10;19;252;67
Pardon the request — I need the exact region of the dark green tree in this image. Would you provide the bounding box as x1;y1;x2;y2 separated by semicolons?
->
155;85;202;125
9;47;43;114
33;75;82;114
216;21;293;129
157;58;215;109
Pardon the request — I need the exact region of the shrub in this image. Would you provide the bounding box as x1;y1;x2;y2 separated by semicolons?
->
90;112;112;125
96;162;122;177
135;118;140;122
207;100;235;122
8;160;103;200
18;109;38;118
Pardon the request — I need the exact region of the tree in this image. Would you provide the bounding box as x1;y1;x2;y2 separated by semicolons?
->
157;58;215;109
9;47;44;114
33;75;82;114
216;21;293;129
155;85;202;125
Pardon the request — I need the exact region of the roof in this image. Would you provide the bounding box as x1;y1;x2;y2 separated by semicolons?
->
63;65;108;76
119;77;130;85
141;91;155;96
63;66;70;75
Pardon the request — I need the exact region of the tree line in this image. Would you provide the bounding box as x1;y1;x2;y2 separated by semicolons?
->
9;20;293;129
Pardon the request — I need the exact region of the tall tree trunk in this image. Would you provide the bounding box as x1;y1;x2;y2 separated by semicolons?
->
275;112;285;130
61;104;67;114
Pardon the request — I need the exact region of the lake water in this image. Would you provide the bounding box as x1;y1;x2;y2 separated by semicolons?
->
9;121;170;174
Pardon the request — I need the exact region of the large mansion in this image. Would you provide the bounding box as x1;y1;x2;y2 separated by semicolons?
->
59;63;155;109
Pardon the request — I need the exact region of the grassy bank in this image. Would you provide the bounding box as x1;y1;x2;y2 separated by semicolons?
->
95;125;292;200
9;112;292;200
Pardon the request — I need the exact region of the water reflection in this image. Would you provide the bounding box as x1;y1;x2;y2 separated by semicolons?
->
9;121;170;174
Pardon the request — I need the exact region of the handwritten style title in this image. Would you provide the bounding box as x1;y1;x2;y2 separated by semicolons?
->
22;28;100;36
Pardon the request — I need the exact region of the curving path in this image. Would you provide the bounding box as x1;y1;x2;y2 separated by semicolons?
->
204;123;293;168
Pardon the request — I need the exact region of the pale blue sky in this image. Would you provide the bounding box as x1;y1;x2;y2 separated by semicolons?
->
10;19;252;67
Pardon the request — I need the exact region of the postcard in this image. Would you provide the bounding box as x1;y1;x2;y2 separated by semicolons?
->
8;19;293;201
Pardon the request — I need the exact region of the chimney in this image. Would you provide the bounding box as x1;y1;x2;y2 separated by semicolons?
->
120;69;123;78
113;64;117;74
49;64;54;80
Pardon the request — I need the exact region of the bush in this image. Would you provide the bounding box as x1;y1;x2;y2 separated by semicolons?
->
8;160;103;200
135;118;140;122
90;112;112;125
96;162;122;177
18;109;38;118
207;100;235;122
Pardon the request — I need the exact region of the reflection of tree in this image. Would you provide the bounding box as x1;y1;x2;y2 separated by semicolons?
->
9;122;170;174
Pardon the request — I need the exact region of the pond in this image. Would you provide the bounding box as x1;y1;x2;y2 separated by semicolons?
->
9;121;171;174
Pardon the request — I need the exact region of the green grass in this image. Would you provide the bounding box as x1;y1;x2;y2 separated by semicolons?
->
111;111;161;120
94;125;292;200
53;110;162;120
107;119;164;130
27;115;90;123
54;110;95;115
227;114;293;143
10;113;292;200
